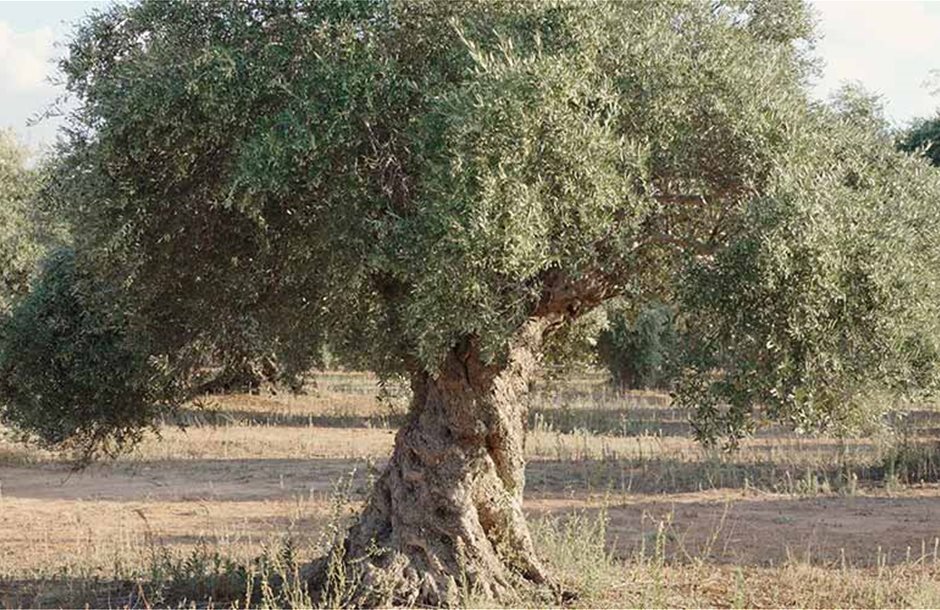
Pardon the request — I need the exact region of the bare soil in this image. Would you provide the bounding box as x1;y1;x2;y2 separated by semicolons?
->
3;446;940;575
3;374;940;607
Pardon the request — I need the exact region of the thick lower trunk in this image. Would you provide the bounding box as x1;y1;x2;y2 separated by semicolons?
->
311;326;552;607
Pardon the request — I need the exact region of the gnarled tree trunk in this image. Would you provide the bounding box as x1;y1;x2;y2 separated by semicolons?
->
311;320;556;607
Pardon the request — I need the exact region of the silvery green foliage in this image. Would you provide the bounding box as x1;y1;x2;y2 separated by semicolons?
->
677;95;940;442
53;0;812;368
0;131;42;315
45;0;940;445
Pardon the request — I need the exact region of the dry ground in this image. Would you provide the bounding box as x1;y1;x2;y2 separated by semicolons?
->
3;371;940;607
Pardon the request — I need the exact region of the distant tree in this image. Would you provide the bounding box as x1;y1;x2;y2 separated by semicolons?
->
24;0;940;604
598;302;677;391
828;82;889;135
0;130;44;315
898;115;940;167
187;322;295;395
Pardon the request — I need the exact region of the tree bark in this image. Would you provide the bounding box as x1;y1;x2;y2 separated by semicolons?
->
310;321;554;607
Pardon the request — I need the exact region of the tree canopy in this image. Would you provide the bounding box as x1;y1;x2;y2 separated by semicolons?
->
31;0;940;449
679;104;940;441
598;302;678;390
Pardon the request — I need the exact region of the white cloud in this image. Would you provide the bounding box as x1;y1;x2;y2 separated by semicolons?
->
810;0;940;124
0;20;57;92
0;20;66;154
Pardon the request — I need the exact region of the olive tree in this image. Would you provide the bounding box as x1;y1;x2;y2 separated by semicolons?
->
41;0;940;604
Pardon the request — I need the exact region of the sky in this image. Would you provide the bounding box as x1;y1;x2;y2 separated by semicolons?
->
2;0;940;155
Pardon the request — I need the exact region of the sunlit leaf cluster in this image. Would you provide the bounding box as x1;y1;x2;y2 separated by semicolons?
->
53;0;815;373
677;100;940;441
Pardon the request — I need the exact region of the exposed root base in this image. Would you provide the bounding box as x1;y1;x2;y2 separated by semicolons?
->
305;548;564;608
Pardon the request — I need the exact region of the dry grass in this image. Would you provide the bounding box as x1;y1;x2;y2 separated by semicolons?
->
3;370;940;608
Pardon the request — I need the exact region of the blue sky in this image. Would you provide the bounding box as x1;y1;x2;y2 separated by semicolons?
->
0;1;102;150
2;0;940;155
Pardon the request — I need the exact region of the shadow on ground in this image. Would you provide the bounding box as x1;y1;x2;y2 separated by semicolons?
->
5;447;939;504
170;405;695;436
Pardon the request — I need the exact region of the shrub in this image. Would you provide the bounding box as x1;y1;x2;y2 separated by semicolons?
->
0;248;170;462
